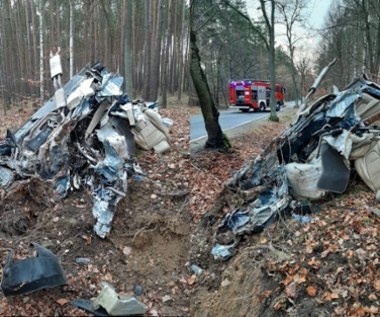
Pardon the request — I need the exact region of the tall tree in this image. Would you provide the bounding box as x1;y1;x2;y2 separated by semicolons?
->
39;0;44;100
124;0;134;96
316;0;380;86
259;0;278;121
150;0;163;100
222;0;278;121
0;0;189;107
276;0;306;107
142;0;152;99
190;0;230;149
120;0;126;82
69;0;74;78
161;0;171;108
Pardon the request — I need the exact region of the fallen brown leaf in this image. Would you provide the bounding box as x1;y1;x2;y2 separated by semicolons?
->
306;286;317;297
285;282;297;298
56;298;69;306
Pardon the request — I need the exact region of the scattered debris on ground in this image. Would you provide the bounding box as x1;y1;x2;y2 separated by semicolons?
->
190;182;380;317
190;71;380;316
2;53;380;317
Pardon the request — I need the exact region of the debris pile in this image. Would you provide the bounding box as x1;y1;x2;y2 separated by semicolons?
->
215;73;380;258
0;55;171;239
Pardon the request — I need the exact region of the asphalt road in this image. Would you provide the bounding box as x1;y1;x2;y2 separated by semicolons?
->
190;108;269;141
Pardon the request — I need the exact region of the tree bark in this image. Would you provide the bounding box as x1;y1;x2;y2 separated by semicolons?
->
125;0;134;96
39;0;44;101
190;29;229;149
69;0;74;78
143;0;152;99
260;0;278;122
150;0;163;100
120;0;126;83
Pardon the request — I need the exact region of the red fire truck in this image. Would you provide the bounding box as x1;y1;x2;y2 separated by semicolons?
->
228;79;285;112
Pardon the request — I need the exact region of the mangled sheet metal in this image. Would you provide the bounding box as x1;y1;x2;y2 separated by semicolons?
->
71;282;147;316
215;67;380;259
0;53;171;238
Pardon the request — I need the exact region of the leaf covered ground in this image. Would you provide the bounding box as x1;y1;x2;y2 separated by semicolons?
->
0;104;379;317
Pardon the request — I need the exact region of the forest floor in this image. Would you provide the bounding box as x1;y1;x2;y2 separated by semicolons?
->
0;103;379;316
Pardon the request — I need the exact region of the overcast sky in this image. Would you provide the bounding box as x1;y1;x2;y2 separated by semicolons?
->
246;0;333;28
246;0;334;60
308;0;334;29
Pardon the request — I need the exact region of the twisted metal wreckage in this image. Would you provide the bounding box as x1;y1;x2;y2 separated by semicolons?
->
213;60;380;260
0;51;172;239
0;53;169;313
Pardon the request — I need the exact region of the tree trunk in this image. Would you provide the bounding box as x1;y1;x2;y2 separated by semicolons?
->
125;0;134;96
177;0;185;101
260;0;278;121
143;0;152;99
150;0;163;100
120;0;126;83
39;0;44;101
69;0;74;78
30;0;38;94
161;0;171;108
190;29;229;149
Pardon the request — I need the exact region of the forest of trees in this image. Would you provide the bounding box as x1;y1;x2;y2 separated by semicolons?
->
316;0;380;89
191;0;313;107
191;0;269;107
193;0;380;107
0;0;188;110
1;0;380;113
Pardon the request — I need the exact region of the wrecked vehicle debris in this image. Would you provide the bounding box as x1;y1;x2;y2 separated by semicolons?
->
0;52;172;238
1;243;67;296
93;282;147;316
215;64;380;259
72;283;147;316
211;242;237;261
71;299;109;317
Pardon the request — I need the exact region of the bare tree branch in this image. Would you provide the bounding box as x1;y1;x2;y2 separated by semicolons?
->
222;0;269;49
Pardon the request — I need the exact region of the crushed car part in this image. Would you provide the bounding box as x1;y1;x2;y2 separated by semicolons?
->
92;282;147;316
355;140;380;201
285;158;325;200
71;299;109;317
317;142;350;193
1;243;67;296
211;243;238;261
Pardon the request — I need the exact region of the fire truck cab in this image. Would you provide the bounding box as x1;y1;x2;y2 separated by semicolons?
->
228;80;285;112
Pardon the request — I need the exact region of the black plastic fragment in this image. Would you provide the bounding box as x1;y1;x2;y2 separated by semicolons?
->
317;143;350;193
1;243;67;296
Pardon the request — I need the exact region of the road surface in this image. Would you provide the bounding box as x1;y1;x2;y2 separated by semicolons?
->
190;109;268;141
